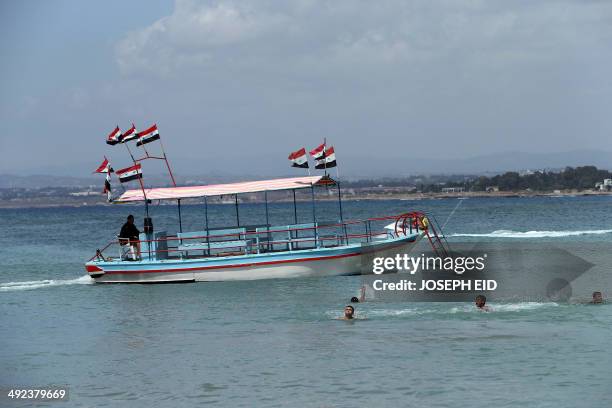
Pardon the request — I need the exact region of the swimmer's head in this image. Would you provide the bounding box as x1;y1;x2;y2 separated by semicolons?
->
350;296;360;303
344;305;355;319
475;295;487;308
592;291;603;303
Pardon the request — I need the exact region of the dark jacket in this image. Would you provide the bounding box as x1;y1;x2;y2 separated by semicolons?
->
119;222;140;241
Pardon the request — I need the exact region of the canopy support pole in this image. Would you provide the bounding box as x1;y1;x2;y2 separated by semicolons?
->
235;194;240;227
177;199;183;233
292;189;298;224
337;181;347;244
264;191;270;227
204;196;210;255
264;191;270;252
311;185;317;248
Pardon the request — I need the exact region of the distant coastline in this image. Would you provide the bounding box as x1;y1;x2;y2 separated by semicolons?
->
1;189;610;209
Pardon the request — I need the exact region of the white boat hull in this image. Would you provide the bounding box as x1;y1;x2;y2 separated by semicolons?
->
86;234;421;283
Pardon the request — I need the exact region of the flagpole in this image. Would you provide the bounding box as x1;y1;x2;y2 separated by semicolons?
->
335;149;340;180
139;135;152;158
105;161;112;202
323;137;327;177
158;137;177;187
123;142;148;202
132;125;176;187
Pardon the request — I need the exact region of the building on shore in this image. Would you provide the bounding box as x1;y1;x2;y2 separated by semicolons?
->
441;187;464;193
595;179;612;191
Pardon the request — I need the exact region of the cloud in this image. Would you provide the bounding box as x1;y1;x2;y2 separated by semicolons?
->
116;0;612;79
116;0;290;76
4;0;612;175
104;1;612;165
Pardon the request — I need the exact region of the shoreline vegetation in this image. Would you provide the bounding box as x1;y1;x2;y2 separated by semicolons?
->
2;166;611;209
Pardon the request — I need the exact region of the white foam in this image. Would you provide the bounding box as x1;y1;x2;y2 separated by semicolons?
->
450;229;612;238
0;275;93;292
490;302;559;312
334;302;559;317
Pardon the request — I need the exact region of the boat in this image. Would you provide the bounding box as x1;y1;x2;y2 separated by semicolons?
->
85;175;446;283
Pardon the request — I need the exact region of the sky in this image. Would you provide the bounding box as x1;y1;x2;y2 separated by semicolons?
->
1;0;612;177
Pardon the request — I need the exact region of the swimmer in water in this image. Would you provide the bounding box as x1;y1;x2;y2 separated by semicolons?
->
475;294;491;311
350;285;367;303
591;291;604;304
340;305;355;320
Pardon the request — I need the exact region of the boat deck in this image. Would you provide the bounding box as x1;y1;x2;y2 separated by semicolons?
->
90;214;423;265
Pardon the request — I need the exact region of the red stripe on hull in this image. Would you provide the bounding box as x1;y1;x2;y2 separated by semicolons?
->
104;251;360;275
100;239;412;276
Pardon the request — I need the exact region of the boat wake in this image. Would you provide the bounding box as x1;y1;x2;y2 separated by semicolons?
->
450;229;612;238
0;275;93;292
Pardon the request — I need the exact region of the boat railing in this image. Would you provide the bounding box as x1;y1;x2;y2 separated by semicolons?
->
89;212;426;262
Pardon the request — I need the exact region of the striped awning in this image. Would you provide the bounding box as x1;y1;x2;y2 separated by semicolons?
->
115;175;335;202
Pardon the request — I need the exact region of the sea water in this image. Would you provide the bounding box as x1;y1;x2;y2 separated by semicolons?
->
1;196;612;407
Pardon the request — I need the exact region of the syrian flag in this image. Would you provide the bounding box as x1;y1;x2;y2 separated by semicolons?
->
288;148;309;168
315;146;337;169
93;157;113;201
103;172;112;202
310;143;326;160
93;157;113;173
136;124;160;146
121;123;138;143
116;163;143;183
106;126;123;145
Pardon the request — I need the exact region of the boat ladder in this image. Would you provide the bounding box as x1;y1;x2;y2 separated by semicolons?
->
395;211;450;258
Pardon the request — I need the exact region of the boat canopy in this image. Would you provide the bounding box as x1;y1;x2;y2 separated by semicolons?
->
115;175;336;203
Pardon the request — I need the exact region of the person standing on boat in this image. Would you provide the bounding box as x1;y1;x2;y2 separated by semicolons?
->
119;215;141;260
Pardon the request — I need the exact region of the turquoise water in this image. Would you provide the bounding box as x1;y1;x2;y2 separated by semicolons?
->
2;196;612;407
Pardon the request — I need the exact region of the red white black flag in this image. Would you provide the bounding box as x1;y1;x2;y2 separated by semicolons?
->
116;163;143;183
315;146;337;169
93;157;113;202
93;157;113;173
310;143;326;160
122;123;138;143
106;126;123;145
136;124;160;146
288;148;309;168
103;173;112;202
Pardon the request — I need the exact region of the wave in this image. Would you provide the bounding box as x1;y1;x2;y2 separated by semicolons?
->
327;302;559;318
450;229;612;238
485;302;559;312
0;275;93;292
